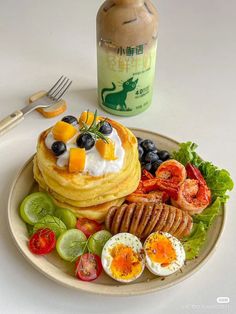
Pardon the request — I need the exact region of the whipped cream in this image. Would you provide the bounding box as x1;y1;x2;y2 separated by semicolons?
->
45;128;125;176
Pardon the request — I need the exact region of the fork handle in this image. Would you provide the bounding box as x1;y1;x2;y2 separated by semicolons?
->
0;110;24;136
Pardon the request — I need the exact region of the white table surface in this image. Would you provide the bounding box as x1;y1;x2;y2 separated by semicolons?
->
0;0;235;313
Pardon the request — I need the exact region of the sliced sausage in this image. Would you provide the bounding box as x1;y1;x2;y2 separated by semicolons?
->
111;204;128;234
105;206;118;230
129;203;144;235
136;203;154;238
161;205;176;233
141;203;162;239
174;211;189;239
120;203;136;233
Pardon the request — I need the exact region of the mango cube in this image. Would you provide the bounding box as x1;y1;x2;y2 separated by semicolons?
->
69;148;86;173
79;111;99;126
52;121;77;142
96;139;117;160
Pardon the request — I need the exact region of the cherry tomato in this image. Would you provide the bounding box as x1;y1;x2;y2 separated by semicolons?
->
75;253;102;281
76;218;102;238
29;228;56;255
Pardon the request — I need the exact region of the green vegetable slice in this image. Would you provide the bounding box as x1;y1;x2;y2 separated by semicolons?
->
88;230;112;256
54;207;77;229
20;192;55;225
56;229;87;262
33;215;67;238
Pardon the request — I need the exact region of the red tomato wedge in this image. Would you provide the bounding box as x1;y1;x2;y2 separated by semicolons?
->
29;228;56;255
76;218;102;238
75;253;102;281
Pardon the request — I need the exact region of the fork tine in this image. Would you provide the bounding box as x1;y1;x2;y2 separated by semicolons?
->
47;76;64;96
48;77;68;98
52;78;69;99
54;80;72;101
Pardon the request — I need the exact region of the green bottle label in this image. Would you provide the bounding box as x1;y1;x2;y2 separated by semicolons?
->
97;43;157;116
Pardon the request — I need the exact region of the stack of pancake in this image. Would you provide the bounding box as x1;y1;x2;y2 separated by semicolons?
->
33;119;140;222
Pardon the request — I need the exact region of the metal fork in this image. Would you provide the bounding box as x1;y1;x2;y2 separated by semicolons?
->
0;76;72;136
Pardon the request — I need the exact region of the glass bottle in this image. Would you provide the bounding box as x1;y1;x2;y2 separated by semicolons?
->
97;0;158;116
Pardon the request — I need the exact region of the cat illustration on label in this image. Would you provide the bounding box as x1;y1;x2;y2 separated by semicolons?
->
101;77;138;111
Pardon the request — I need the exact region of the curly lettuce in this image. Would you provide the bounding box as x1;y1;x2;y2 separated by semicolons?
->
182;198;222;259
173;142;233;259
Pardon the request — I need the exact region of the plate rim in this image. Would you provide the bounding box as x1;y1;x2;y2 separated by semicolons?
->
7;128;226;296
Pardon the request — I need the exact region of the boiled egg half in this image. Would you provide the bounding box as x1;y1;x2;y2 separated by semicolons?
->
144;232;185;276
101;233;145;283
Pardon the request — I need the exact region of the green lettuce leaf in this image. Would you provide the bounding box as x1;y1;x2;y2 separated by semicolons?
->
172;142;203;167
182;199;222;260
193;197;222;227
199;162;234;203
182;222;206;260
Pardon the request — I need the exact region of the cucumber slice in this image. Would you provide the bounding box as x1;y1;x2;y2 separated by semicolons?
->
56;229;87;262
54;208;77;229
33;215;67;238
20;192;55;225
88;230;112;256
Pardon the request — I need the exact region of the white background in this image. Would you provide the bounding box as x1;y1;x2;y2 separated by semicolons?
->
0;0;235;313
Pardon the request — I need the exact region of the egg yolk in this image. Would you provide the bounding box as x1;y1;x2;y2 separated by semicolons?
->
110;244;142;280
145;234;176;266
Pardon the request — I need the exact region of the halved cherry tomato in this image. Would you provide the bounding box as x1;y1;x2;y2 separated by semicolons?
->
29;228;56;255
75;253;102;281
76;218;102;238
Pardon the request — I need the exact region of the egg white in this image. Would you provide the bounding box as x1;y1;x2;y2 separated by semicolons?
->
101;233;145;283
144;232;185;276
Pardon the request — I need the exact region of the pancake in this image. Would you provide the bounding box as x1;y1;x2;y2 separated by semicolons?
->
34;158;125;222
33;117;141;222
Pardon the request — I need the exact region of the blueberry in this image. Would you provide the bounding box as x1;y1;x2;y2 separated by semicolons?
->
51;141;66;156
151;149;159;155
136;137;144;145
141;139;157;152
144;151;159;163
76;133;95;150
142;163;152;172
61;115;78;126
151;160;163;173
138;145;144;160
99;121;113;135
158;150;170;161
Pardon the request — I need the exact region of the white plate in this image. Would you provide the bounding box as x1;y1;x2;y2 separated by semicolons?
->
7;129;225;296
